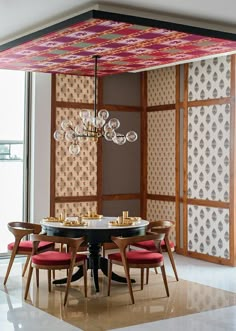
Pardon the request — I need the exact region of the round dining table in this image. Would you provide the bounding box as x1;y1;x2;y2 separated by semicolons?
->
41;216;148;292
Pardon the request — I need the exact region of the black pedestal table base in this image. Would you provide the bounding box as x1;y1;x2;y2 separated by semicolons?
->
53;243;135;292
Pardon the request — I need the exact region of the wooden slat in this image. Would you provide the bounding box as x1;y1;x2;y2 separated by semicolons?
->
175;65;180;250
183;63;189;254
141;72;147;218
147;104;176;112
50;74;56;216
188;97;231;107
55;196;98;203
187;199;229;209
55;101;93;109
230;54;236;266
186;251;232;266
147;194;175;202
102;194;141;201
97;77;103;214
101;104;141;112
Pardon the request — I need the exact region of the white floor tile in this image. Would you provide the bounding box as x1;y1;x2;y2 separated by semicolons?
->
0;290;82;331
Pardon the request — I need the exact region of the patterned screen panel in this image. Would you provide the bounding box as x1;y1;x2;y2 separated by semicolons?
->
147;200;176;243
56;74;94;103
55;201;98;218
188;55;231;101
55;107;97;197
147;67;176;106
187;104;230;201
188;205;229;259
147;110;176;195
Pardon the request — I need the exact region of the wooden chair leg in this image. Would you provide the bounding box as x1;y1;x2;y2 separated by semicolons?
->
83;260;87;298
165;238;179;281
160;265;169;297
107;260;112;296
64;265;74;305
146;268;149;284
141;268;144;290
36;269;39;287
24;265;34;300
48;270;51;292
22;256;30;277
4;251;17;285
122;261;134;304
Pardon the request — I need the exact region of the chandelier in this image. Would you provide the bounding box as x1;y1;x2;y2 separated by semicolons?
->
54;55;138;155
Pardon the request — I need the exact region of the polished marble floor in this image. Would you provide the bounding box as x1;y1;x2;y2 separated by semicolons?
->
1;253;236;331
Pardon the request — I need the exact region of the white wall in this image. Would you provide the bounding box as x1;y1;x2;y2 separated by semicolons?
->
30;72;51;223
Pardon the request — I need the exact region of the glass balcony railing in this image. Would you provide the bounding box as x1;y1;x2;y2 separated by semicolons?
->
0;141;23;161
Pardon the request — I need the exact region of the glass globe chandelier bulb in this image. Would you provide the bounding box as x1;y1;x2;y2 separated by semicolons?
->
103;123;110;132
69;144;80;155
65;130;76;142
104;130;116;141
54;130;65;141
79;109;91;121
98;109;109;120
126;131;138;142
84;116;94;128
75;124;84;135
113;134;126;145
108;118;120;130
61;119;73;131
93;117;105;129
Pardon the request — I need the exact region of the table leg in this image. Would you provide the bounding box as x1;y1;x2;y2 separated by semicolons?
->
88;242;100;292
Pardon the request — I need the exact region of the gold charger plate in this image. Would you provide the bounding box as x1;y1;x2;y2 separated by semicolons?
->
81;214;103;220
63;221;87;227
43;217;61;223
108;220;136;227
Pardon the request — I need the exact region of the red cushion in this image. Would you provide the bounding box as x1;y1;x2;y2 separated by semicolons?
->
7;241;54;252
32;251;87;266
133;239;175;251
108;250;163;264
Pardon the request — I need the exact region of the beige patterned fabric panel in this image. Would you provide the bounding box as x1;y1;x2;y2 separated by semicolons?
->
187;104;230;202
55;202;98;218
147;110;175;195
56;74;94;103
188;205;229;259
147;67;176;106
188;55;231;101
55;108;97;197
147;199;176;244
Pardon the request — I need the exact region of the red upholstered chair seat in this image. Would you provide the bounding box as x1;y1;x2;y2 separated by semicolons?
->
108;250;163;264
32;251;87;266
8;241;53;252
133;239;175;251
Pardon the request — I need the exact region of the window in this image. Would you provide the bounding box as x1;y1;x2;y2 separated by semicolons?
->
0;70;29;254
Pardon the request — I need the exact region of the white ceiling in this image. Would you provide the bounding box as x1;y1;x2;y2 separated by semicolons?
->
0;0;235;45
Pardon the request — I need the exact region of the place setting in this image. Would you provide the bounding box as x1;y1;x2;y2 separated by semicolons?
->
108;211;141;227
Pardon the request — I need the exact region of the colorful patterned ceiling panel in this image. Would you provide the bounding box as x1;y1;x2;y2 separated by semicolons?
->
0;10;236;76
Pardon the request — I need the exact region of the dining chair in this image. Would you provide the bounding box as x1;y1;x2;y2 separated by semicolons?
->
131;220;178;281
107;232;169;304
24;234;87;305
4;222;54;285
